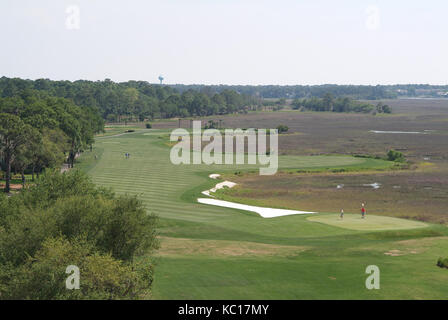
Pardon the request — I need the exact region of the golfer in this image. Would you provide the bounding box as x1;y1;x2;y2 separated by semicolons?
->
361;203;366;219
340;209;344;219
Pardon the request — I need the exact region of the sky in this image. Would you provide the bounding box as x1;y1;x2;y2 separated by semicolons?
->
1;0;447;85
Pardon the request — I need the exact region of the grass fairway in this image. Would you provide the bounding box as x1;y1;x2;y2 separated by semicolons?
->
77;128;448;300
308;214;428;231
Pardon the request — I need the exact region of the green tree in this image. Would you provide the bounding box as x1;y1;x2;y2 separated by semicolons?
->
291;99;301;110
0;170;158;299
0;236;153;299
276;124;289;134
12;129;42;187
0;114;37;193
122;88;139;123
322;93;334;111
30;129;68;180
387;149;405;162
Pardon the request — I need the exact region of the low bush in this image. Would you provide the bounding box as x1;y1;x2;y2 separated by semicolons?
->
387;149;406;162
331;168;346;173
437;257;448;269
276;125;289;134
0;170;158;299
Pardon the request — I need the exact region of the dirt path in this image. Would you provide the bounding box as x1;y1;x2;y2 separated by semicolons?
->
96;129;150;140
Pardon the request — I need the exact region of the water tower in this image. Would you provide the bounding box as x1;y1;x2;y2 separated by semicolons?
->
158;75;164;85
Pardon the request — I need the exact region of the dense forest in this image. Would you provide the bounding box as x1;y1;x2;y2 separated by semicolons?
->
0;77;256;122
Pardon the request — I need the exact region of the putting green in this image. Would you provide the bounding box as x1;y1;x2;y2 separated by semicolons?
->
307;214;427;231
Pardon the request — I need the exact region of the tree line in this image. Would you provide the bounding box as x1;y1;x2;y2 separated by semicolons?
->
170;84;399;100
170;84;448;99
0;77;256;123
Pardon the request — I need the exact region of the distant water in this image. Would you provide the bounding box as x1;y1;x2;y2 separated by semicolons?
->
363;183;381;189
369;130;424;134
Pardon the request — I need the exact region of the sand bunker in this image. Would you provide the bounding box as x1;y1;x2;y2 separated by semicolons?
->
198;198;315;218
198;174;315;218
201;180;237;197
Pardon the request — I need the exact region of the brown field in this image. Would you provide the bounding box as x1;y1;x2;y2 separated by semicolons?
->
153;98;448;224
215;100;448;160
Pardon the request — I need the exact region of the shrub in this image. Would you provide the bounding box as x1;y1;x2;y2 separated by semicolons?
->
145;123;152;129
0;236;153;299
376;103;392;114
387;149;405;162
0;170;158;299
204;120;219;129
276;125;289;134
437;257;448;269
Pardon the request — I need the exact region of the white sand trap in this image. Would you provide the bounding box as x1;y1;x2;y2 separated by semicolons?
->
212;181;237;191
198;198;315;218
198;174;316;218
202;180;237;197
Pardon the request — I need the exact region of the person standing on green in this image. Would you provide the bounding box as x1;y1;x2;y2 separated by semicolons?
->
361;203;366;219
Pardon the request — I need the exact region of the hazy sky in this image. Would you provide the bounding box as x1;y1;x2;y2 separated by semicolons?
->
1;0;447;85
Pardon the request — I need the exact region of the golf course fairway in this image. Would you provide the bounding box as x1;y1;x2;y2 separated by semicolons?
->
78;129;448;300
